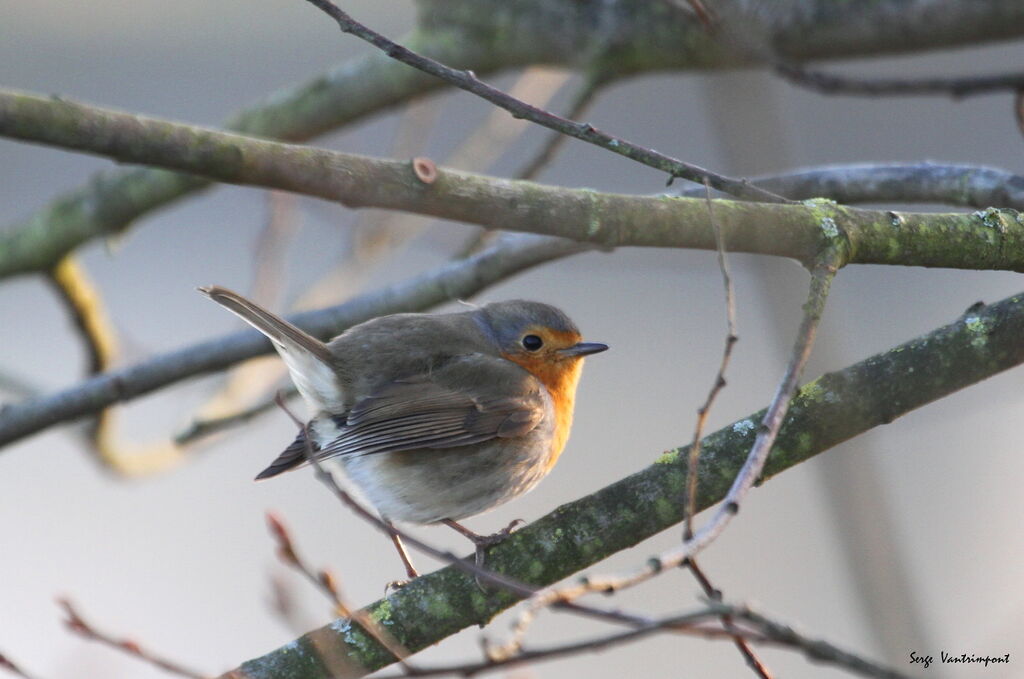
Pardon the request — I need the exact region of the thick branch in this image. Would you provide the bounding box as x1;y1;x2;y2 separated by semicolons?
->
222;289;1024;677
4;90;1024;272
0;234;585;450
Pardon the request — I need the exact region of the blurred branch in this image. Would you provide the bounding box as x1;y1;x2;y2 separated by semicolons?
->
457;71;608;257
0;234;586;449
776;62;1024;98
6;90;1024;271
222;288;1024;676
44;256;183;475
265;512;414;669
0;652;41;679
59;598;208;679
174;387;295;445
0;370;40;400
514;72;606;181
46;256;118;377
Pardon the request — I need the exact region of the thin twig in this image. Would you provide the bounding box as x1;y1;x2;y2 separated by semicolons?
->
174;388;295;445
58;598;208;679
265;511;416;668
0;652;40;679
301;0;787;203
684;560;772;678
683;179;738;539
374;608;729;679
776;61;1024;99
514;73;606;182
717;603;911;679
371;594;907;679
458;72;607;258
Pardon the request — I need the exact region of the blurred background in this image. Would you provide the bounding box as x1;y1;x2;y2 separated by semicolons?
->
2;2;1023;677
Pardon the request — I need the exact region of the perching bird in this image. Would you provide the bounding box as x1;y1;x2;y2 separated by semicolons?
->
199;286;607;577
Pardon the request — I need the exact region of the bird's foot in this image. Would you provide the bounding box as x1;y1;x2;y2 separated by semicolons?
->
384;579;410;596
442;518;524;588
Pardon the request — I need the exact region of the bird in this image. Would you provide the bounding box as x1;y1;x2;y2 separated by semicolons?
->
198;285;607;578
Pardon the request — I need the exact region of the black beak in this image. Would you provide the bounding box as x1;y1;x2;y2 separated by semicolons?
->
560;342;609;357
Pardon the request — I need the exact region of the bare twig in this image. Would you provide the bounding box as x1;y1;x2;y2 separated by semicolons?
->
376;608;727;678
458;72;607;257
265;511;415;668
0;652;40;679
776;61;1024;99
683;180;738;538
684;560;772;678
301;0;787;203
174;388;294;445
514;73;606;182
58;598;208;679
717;603;910;679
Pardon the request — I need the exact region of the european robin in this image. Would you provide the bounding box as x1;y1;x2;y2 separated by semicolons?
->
199;286;607;577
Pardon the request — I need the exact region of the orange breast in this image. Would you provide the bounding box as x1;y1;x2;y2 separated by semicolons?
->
504;352;584;471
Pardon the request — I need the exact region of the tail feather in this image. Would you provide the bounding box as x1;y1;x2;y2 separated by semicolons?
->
255;430;313;480
198;285;346;411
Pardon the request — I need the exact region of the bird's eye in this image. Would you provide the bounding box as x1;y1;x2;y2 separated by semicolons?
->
521;334;543;351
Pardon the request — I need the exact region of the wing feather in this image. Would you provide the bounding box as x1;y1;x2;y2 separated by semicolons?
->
318;354;547;460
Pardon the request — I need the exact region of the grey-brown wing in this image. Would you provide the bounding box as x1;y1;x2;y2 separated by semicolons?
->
318;354;548;459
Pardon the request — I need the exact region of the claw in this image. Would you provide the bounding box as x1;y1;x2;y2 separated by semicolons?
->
442;518;525;590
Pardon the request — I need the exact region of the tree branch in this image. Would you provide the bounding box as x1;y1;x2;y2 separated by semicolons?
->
775;62;1024;98
221;288;1024;677
4;89;1024;272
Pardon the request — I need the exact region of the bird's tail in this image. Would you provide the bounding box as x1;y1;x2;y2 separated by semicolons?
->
198;285;346;411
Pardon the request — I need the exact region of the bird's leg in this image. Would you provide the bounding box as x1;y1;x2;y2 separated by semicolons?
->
442;518;524;569
384;519;420;580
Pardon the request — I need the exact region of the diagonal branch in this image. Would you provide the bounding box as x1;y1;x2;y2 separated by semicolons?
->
221;287;1024;677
